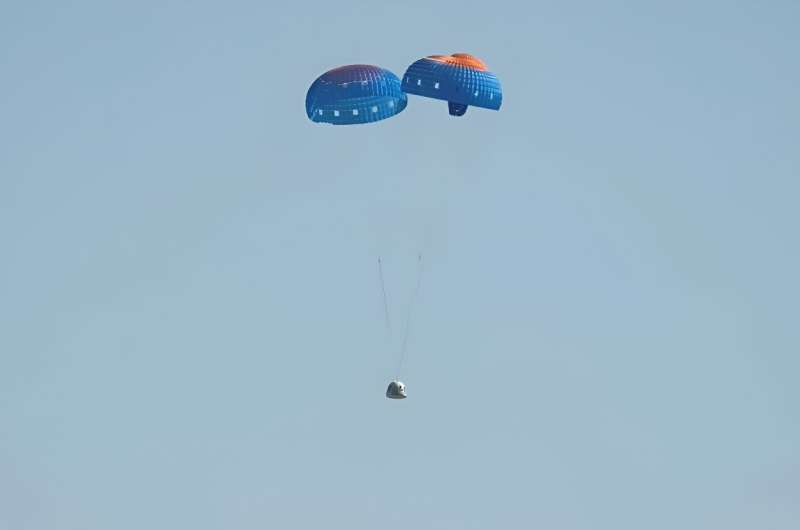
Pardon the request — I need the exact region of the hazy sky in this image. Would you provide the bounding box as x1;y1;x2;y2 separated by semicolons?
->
2;1;799;529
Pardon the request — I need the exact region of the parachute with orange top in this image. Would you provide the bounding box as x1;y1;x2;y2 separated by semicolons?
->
402;53;502;116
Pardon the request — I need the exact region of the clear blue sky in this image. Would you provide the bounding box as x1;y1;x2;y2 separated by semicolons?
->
2;1;799;528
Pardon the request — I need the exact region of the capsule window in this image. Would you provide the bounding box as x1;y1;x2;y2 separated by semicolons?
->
434;82;440;89
417;79;421;86
317;109;323;115
333;110;340;117
371;106;378;113
474;90;479;97
352;109;358;116
388;101;395;108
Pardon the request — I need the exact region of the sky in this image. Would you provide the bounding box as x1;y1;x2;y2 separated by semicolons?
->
1;1;799;528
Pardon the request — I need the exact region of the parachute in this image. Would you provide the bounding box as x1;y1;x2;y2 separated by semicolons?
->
304;55;502;399
401;53;502;116
305;65;407;125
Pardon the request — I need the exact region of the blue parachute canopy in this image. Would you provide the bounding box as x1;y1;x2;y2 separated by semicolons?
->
402;53;502;116
305;65;408;125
